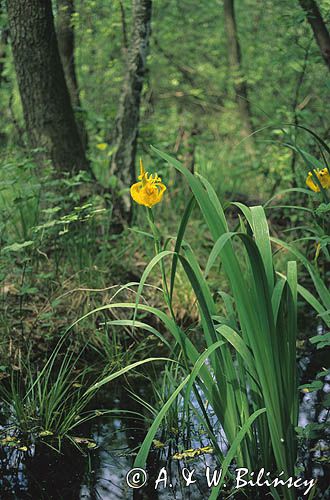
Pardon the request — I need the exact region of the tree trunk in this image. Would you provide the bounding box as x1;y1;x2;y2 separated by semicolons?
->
0;2;9;87
6;0;88;173
299;0;330;70
110;0;152;225
183;124;201;174
223;0;254;156
56;0;87;146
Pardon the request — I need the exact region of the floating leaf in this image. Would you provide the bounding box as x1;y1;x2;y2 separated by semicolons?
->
72;436;97;449
172;446;214;460
39;430;53;437
153;439;165;449
1;436;18;444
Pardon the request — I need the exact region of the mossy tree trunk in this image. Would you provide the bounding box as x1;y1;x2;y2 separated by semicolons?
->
223;0;254;156
6;0;88;173
0;2;9;87
110;0;152;225
299;0;330;70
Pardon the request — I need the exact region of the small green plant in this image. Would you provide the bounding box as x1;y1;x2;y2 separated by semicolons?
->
0;333;167;452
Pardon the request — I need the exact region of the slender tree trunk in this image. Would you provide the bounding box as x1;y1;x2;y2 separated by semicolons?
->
181;123;200;174
299;0;330;70
0;2;9;87
6;0;88;173
110;0;152;225
56;0;87;146
223;0;254;156
0;30;8;87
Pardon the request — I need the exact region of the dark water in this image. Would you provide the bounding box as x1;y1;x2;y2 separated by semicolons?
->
0;387;219;500
0;348;329;500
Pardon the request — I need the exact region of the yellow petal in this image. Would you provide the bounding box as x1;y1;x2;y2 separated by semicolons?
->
96;143;107;151
139;158;145;178
130;182;166;208
306;168;330;192
130;182;144;205
320;168;330;188
306;172;320;192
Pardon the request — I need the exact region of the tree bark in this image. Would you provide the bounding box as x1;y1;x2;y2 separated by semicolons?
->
6;0;88;173
56;0;87;146
0;1;9;87
110;0;152;225
299;0;330;70
175;123;200;174
223;0;254;156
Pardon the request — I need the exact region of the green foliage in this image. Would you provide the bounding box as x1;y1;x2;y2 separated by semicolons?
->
0;0;329;494
101;147;329;498
2;0;330;195
0;333;166;450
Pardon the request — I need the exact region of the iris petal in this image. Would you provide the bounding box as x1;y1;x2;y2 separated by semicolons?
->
306;168;330;192
130;161;167;208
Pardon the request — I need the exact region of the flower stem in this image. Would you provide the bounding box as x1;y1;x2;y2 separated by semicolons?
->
146;208;171;308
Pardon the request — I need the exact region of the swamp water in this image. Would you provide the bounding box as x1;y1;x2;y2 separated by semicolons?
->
0;348;328;499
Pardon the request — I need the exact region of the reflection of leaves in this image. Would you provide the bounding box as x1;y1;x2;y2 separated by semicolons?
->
314;456;330;464
310;332;330;349
322;394;330;409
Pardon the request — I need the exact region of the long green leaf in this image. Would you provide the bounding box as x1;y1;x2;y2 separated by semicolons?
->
208;408;267;500
134;375;190;468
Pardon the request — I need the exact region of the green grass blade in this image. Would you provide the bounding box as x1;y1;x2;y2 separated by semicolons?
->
208;408;266;500
133;375;190;468
183;340;225;418
170;196;195;301
251;206;275;292
84;358;172;395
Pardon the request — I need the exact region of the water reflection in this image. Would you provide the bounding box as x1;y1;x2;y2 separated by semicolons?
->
0;347;329;499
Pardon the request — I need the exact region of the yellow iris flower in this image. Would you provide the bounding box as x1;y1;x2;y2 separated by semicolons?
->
130;159;166;208
306;167;330;192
